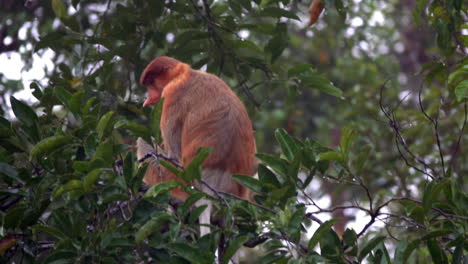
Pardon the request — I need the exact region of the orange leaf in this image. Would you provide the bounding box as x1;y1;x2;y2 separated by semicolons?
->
0;236;17;255
308;0;325;26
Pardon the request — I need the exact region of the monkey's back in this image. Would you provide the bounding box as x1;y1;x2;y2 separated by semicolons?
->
162;69;256;198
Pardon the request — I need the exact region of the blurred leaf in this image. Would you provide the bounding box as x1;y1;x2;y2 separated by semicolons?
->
151;99;164;143
135;213;172;243
0;237;17;255
83;168;103;192
427;239;448;264
188;204;207;225
256;7;300;20
30;135;74;159
258;164;281;188
232;174;263;193
10;96;38;127
454;80;468;102
34;225;67;240
265;32;289;63
422;180;445;216
223;235;249;264
94;139;113;166
256;153;289;175
358;236;386;261
123;152;133;183
318;151;342;162
30;82;43;100
68;89;84;115
55;87;72;109
308;219;338;250
52;0;67;19
340;125;356;159
302;73;343;97
115;119;150;139
0;162;24;184
288;63;313;78
168;242;211;264
184;147;212;181
274;128;300;161
97;111;115;140
144;180;182;199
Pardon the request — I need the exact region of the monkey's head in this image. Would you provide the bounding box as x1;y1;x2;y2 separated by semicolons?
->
140;56;181;106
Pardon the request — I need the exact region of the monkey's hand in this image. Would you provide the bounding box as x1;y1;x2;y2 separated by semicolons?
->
136;137;161;164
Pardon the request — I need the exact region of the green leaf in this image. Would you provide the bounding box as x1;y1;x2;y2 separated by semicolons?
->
68;89;84;115
358;235;386;261
256;7;300;20
340;125;356;163
10;96;38;127
232;174;263;193
52;0;67;19
55;87;72;109
275;128;300;161
343;228;358;256
144;180;182;199
452;241;463;264
288;63;314;78
114;119;150;139
82;97;97;114
255;153;289;175
135;213;172;243
421;229;452;241
188;204;208;225
132;164;147;194
53;180;80;198
343;228;357;247
94;139;113;166
318;151;342;162
34;224;67;240
30;82;43;100
265;32;289;63
422;180;445;216
258;164;281;188
308;219;338;250
83;168;103;192
454;80;468;101
427;239;448;264
96;111;115;140
181;192;205;214
43;251;77;264
355;145;371;173
393;240;408;264
30;135;74;159
151;98;164;143
168;243;211;264
302;73;343;97
123;152;133;183
223;235;249;264
0;162;24;184
184;147;212;181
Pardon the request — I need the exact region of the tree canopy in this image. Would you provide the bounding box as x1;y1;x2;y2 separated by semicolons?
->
0;0;467;263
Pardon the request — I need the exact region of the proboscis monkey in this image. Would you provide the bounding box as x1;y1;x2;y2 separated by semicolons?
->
136;56;256;238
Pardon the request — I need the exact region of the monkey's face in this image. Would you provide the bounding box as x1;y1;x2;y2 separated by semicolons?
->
143;83;161;107
140;56;181;106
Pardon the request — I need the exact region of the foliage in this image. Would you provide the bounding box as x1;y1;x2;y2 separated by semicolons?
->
0;0;467;263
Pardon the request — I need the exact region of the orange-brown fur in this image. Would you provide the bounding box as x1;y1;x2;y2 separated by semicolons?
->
139;56;256;201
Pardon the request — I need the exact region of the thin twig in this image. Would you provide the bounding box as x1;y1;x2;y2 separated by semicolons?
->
448;102;467;169
379;83;436;179
418;85;445;177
